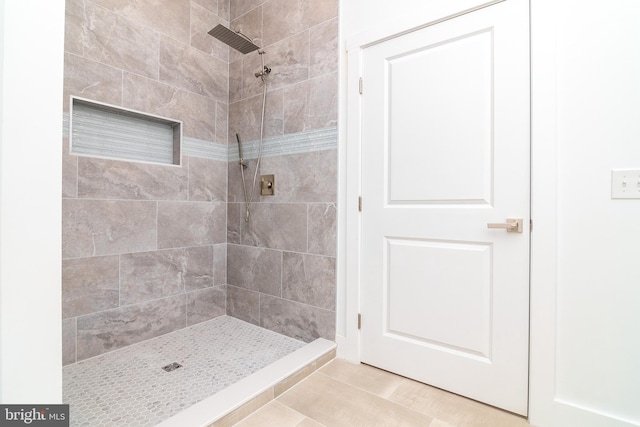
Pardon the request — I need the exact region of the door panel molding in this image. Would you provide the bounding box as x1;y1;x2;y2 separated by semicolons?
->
350;0;530;415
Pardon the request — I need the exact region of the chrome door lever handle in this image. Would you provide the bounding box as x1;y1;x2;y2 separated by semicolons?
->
487;218;523;233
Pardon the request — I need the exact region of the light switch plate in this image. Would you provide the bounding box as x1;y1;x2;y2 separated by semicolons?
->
611;169;640;199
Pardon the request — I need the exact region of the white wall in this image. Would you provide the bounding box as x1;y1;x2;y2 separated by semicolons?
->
530;1;640;426
339;0;640;426
0;0;65;403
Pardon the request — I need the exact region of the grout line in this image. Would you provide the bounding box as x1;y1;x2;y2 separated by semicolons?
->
74;316;78;365
280;249;284;298
155;200;159;250
118;254;122;308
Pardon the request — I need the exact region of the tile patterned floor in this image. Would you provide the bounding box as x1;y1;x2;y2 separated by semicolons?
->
234;359;531;427
63;316;305;427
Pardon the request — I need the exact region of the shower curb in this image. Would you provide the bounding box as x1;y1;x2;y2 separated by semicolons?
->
156;338;336;427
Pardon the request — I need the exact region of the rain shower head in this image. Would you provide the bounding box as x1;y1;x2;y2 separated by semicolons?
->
208;24;260;54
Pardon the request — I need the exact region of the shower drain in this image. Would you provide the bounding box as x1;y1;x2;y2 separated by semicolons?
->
161;362;183;372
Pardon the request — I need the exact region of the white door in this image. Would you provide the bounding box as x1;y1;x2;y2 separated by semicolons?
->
360;0;530;415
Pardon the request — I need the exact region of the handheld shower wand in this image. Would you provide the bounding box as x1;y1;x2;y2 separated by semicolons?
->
236;133;247;169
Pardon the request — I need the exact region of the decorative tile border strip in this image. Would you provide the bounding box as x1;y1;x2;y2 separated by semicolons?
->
64;114;337;162
182;136;228;162
228;127;338;161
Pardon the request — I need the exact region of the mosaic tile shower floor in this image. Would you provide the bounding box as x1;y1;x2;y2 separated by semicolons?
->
63;316;305;427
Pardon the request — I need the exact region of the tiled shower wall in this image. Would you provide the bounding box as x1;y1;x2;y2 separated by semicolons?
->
61;0;232;365
61;0;339;366
226;0;339;341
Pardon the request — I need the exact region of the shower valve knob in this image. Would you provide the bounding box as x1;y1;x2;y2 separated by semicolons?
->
260;174;275;196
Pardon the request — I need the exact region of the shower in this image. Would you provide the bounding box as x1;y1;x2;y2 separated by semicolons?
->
209;24;271;222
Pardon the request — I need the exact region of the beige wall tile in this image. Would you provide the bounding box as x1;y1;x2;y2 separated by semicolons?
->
257;150;337;203
227;202;242;243
284;73;338;133
282;252;335;310
307;72;338;129
261;0;337;47
262;0;306;47
218;0;230;21
159;35;228;101
277;373;433;426
188;157;227;202
157;201;226;248
191;2;229;60
307;203;336;257
230;6;263;52
265;31;309;91
62;255;120;318
123;73;218;141
216;101;229;145
260;294;335;342
95;0;191;44
229;94;265;142
240;203;307;252
184;246;216;291
282;80;308;134
76;294;186;360
193;0;218;13
229;89;283;145
62;139;78;198
309;18;338;78
283;80;309;134
305;0;338;28
213;243;227;285
227;244;282;296
62;318;77;366
64;0;86;56
228;157;259;205
264;88;285;137
226;285;260;325
82;3;160;78
122;71;178;114
62;199;157;259
186;286;226;325
242;50;268;100
77;157;188;200
64;53;123;111
230;0;260;21
120;246;214;305
229;58;244;104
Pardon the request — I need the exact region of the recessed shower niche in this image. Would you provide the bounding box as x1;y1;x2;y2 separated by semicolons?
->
70;97;182;166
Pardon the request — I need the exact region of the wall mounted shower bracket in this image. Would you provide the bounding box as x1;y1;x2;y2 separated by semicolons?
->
255;64;272;78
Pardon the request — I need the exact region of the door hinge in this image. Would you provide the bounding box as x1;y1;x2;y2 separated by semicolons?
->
358;196;362;212
359;77;363;94
530;219;533;232
358;313;362;330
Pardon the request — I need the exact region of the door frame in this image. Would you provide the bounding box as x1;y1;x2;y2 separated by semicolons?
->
336;0;532;399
